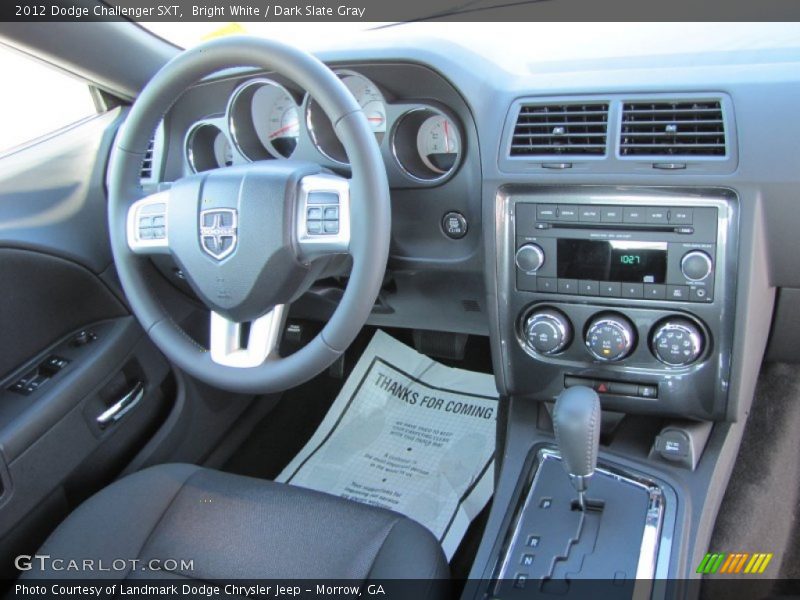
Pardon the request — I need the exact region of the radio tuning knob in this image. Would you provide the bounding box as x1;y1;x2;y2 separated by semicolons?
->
523;308;572;355
585;314;636;362
515;243;545;274
651;318;705;366
681;250;713;282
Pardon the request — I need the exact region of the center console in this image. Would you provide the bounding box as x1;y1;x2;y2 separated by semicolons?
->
496;186;738;420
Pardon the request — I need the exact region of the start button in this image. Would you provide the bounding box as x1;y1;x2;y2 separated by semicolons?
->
442;211;468;239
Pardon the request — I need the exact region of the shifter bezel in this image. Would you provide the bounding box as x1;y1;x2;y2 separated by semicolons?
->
486;446;674;597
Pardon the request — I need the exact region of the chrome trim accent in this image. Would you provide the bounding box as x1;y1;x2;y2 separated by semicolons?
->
585;315;636;361
651;320;705;366
389;107;462;184
199;208;238;261
680;249;714;282
209;305;286;368
295;173;351;261
226;77;299;161
496;448;666;591
306;69;386;166
126;191;170;254
523;310;572;356
514;243;545;274
97;382;144;428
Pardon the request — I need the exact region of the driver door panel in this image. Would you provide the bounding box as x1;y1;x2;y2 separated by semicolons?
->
0;109;173;576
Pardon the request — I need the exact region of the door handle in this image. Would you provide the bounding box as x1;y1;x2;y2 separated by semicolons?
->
96;381;144;428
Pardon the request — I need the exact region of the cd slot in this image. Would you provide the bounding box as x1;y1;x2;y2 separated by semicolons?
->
535;222;694;235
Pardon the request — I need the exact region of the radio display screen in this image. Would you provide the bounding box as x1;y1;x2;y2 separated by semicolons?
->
556;239;668;283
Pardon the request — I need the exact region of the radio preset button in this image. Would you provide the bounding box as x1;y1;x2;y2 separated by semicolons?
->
621;283;644;298
536;277;557;293
623;207;647;223
599;282;622;297
644;284;667;299
579;280;599;296
557;279;578;294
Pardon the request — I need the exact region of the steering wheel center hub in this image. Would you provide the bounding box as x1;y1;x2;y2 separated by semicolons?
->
167;161;321;321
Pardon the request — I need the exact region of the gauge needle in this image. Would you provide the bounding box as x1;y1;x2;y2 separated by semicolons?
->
368;116;385;124
269;121;298;139
443;120;451;153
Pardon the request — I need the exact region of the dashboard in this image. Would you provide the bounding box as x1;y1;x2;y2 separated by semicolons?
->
144;37;800;422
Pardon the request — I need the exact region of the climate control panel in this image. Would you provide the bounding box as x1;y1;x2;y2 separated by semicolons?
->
519;306;708;369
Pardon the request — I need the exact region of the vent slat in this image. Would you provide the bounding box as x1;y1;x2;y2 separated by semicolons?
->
510;102;609;157
620;100;727;157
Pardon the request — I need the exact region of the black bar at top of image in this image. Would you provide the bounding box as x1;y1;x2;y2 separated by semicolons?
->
3;0;800;22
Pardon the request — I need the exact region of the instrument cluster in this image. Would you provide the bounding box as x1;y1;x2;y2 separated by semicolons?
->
183;69;464;186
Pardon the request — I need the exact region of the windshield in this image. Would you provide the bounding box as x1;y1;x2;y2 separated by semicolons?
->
142;22;800;74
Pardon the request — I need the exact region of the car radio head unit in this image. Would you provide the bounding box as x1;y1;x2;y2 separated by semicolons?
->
514;201;718;303
556;239;668;284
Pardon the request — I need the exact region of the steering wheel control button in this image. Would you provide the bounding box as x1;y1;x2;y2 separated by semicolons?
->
305;193;341;237
651;318;705;366
515;243;545;273
128;193;169;253
523;308;573;355
585;314;636;362
681;250;713;282
442;211;468;239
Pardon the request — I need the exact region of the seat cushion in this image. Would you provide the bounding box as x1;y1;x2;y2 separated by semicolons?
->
25;463;448;585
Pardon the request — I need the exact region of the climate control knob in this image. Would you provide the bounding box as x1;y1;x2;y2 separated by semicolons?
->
523;308;572;355
585;314;636;361
515;243;545;274
681;250;713;282
651;318;705;366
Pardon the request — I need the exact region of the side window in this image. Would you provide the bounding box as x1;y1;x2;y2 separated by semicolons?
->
0;45;98;155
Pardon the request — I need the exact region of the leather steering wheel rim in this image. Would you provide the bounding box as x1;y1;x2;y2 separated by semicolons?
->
107;36;390;394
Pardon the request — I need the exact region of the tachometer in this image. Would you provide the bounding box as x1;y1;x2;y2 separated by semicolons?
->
228;78;300;160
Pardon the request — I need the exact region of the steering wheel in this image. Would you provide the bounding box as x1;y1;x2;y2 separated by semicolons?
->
107;37;390;394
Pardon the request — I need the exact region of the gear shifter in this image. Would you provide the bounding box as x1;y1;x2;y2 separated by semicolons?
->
553;386;601;510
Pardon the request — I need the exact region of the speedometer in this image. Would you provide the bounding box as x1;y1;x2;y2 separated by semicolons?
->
340;73;387;141
251;82;300;158
416;114;460;174
306;71;388;163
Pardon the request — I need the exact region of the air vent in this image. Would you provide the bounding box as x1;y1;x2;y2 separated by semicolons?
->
620;100;726;157
510;103;609;157
140;136;155;181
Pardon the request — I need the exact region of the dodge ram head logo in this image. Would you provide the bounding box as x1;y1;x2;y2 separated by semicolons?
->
199;208;238;260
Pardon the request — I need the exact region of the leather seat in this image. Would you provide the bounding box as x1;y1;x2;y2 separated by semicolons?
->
25;464;448;588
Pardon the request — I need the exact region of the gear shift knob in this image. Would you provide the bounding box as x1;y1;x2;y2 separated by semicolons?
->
553;386;601;510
